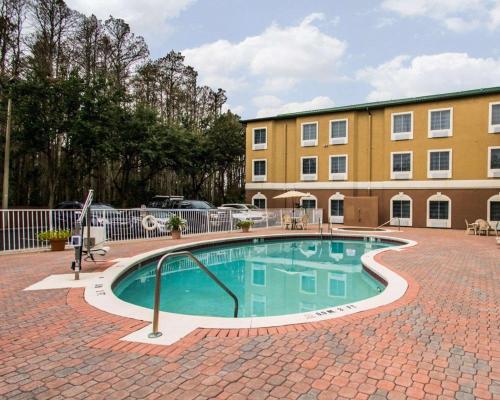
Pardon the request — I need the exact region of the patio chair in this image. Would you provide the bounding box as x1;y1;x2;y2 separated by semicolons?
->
465;219;477;235
489;221;499;236
295;213;309;230
475;219;490;236
282;214;292;230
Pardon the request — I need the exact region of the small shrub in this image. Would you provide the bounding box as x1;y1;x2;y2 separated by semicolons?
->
236;220;254;229
165;214;187;231
37;230;71;241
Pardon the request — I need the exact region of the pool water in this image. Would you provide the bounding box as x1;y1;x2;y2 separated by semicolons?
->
113;238;393;318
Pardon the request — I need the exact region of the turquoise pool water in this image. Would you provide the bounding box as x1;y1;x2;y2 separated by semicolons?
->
113;238;393;318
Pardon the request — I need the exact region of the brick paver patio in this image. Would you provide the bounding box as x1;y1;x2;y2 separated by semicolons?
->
0;228;498;399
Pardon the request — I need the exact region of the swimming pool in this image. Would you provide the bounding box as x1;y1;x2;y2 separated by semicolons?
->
113;237;394;318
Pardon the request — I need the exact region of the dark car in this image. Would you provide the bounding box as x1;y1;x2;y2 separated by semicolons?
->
172;200;229;233
146;195;184;209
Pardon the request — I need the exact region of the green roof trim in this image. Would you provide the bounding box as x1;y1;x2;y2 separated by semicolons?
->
240;86;500;123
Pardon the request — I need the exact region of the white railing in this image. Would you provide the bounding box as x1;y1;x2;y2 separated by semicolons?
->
0;207;323;253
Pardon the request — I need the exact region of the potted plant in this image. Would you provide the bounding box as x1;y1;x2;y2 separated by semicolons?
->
236;219;254;233
37;230;71;251
165;214;187;240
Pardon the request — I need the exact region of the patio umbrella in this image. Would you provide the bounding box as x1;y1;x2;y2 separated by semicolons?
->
273;190;310;216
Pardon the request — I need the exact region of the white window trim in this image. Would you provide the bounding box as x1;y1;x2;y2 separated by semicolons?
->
426;192;451;228
488;146;500;178
300;270;317;295
391;111;413;141
252;159;267;182
488;102;500;134
428;107;453;138
390;151;413;180
301;122;319;147
251;192;267;208
300;194;318;209
252;127;267;150
251;264;266;287
329;118;348;145
301;156;318;181
390;192;412;227
427;149;452;179
328;272;347;298
487;193;500;224
328;192;345;224
329;154;348;181
251;294;266;316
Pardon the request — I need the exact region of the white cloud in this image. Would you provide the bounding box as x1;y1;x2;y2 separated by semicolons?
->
222;103;245;115
381;0;499;31
183;13;346;92
66;0;195;38
490;1;500;28
254;95;335;118
358;53;500;101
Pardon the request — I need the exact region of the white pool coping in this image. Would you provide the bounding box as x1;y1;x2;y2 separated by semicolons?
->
79;232;417;345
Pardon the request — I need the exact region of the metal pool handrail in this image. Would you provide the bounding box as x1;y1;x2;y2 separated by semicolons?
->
148;250;239;338
377;217;401;231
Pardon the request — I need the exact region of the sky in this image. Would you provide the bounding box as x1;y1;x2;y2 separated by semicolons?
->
66;0;500;119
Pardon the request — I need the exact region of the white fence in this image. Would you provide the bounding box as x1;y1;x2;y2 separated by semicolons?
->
0;207;323;253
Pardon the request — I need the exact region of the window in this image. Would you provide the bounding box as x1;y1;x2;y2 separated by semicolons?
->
329;119;348;145
252;193;267;209
488;194;500;222
329;193;344;224
490;202;500;222
391;112;413;140
391;152;412;180
329;155;348;180
300;271;316;294
252;127;267;150
393;201;410;218
300;195;317;209
488;147;500;178
301;157;318;181
489;102;500;133
427;193;451;228
328;273;347;297
428;108;453;137
429;201;448;219
301;122;318;146
252;159;267;181
390;193;412;226
428;150;452;179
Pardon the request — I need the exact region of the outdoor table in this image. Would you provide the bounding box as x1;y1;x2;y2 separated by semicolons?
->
291;216;302;230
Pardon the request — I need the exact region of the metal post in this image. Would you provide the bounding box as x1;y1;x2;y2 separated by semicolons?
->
86;206;92;255
149;251;239;338
2;96;12;209
73;221;82;281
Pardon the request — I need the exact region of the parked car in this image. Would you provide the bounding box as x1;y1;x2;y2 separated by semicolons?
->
146;195;184;209
175;200;230;232
218;203;268;224
53;202;140;240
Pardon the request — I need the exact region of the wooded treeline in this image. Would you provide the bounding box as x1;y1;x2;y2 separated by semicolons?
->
0;0;245;207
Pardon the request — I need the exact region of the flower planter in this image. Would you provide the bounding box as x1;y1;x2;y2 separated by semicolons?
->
171;229;181;240
50;239;66;252
241;226;250;233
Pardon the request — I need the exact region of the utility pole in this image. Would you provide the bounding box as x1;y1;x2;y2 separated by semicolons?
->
2;93;12;209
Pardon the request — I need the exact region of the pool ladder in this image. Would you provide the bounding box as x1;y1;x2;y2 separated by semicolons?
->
148;250;239;338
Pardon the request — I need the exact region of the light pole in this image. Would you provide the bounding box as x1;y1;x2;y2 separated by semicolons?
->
2;89;12;209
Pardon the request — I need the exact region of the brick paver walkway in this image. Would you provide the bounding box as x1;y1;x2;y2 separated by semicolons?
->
0;228;498;399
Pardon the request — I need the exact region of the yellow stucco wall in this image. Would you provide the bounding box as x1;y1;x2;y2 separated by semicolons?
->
246;94;500;184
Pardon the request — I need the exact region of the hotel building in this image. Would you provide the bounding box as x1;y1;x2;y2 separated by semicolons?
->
243;87;500;229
